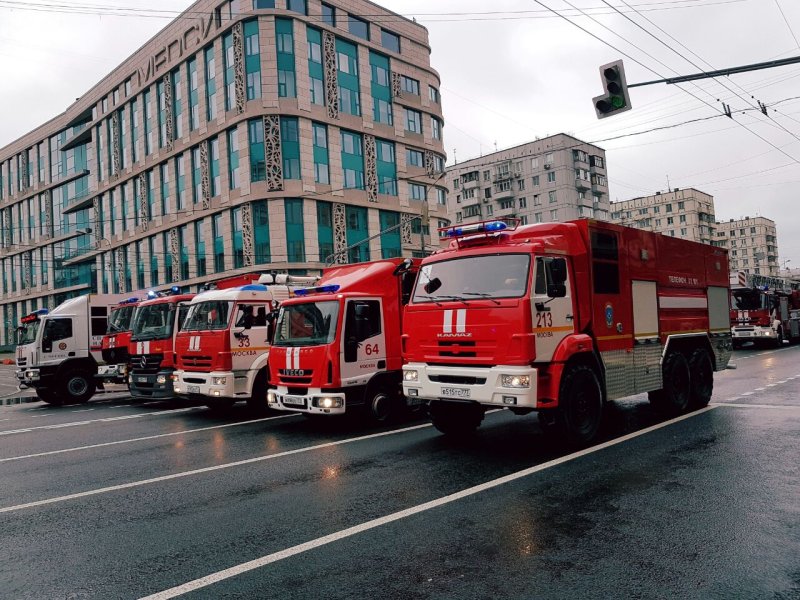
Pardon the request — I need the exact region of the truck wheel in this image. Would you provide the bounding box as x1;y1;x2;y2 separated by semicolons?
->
648;351;690;416
688;348;714;408
36;388;61;405
429;401;484;437
61;370;94;404
369;390;406;423
247;370;270;415
557;365;603;446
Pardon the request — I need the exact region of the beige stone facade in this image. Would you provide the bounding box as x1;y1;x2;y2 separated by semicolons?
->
609;188;716;245
445;134;609;228
713;216;779;276
0;0;447;345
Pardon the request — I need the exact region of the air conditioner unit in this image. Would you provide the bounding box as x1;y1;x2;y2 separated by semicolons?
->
544;164;552;170
482;198;490;203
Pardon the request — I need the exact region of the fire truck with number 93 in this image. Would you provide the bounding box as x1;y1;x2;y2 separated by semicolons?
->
401;219;733;445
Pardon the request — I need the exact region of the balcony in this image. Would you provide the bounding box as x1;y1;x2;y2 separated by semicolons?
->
575;177;590;191
572;151;589;166
62;188;95;214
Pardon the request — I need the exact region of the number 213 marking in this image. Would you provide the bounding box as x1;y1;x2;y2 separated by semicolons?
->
536;312;553;328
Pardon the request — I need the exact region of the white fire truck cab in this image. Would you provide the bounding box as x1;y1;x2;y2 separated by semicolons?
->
16;293;135;404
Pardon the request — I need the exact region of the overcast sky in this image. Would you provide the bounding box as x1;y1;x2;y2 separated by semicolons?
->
1;0;799;265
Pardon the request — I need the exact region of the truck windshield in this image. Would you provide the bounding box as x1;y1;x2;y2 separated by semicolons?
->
182;301;234;331
412;253;531;302
731;289;766;311
274;301;339;347
131;304;176;341
108;305;135;333
17;321;40;345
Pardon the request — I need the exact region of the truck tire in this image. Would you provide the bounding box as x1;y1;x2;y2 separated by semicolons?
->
554;364;603;447
429;401;484;437
60;370;94;405
688;348;714;408
36;388;61;405
369;389;406;424
648;351;690;416
247;369;270;415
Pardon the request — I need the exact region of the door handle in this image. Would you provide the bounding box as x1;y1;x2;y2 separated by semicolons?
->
565;314;574;320
616;323;624;333
68;352;76;357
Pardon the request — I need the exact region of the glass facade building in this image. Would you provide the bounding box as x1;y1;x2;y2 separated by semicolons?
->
0;0;447;345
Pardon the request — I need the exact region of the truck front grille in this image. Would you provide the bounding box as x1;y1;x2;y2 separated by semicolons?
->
129;354;164;374
181;355;213;369
429;374;487;385
438;340;477;358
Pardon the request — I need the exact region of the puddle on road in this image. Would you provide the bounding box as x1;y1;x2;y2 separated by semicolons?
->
1;396;40;406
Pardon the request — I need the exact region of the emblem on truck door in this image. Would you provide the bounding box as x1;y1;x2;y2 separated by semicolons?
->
605;303;614;328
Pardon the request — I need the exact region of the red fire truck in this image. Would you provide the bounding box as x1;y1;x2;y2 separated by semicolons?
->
401;219;732;445
128;275;273;400
97;297;141;385
172;274;318;411
267;258;419;421
729;271;800;348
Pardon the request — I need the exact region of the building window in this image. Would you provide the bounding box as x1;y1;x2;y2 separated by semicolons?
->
405;109;422;134
253;200;271;264
401;75;419;95
281;117;301;180
518;179;525;191
248;118;265;182
341;130;364;189
376;139;397;195
213;213;225;272
191;146;202;204
429;85;440;104
175;153;186;210
195;219;206;277
590;155;604;169
312;122;330;184
276;19;296;98
178;225;189;280
308;27;325;106
321;3;335;26
209;137;220;196
337;39;360;116
431;117;441;140
346;205;369;262
381;29;400;52
532;175;539;186
370;51;393;125
409;183;426;201
437;188;446;205
379;211;401;258
545;152;554;164
550;209;558;220
254;0;275;7
172;68;183;139
188;57;199;131
317;201;334;261
285;198;305;262
348;15;369;40
287;0;306;14
547;171;556;183
407;148;423;167
549;190;557;203
228;127;240;189
160;163;170;216
205;46;217;120
223;32;236;111
244;20;262;100
519;197;527;208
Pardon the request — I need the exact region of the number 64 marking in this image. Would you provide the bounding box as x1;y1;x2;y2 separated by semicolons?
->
364;343;379;355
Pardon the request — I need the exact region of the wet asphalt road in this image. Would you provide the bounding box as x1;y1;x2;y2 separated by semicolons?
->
0;346;798;600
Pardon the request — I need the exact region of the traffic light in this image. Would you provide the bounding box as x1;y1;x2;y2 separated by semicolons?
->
592;60;632;119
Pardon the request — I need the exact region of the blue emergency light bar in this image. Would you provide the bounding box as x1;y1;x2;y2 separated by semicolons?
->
240;284;268;291
442;221;508;238
294;284;341;296
35;308;49;315
119;297;140;304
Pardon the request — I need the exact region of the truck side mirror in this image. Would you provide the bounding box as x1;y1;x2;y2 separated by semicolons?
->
392;258;413;276
424;277;442;294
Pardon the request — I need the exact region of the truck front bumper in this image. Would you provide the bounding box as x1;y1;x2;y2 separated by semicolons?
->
267;386;347;415
173;370;237;399
97;363;128;383
732;327;775;340
129;370;177;399
16;368;40;385
402;362;538;409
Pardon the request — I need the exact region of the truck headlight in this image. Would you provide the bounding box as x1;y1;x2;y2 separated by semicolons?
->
403;370;418;382
267;391;276;403
212;376;227;385
501;374;530;388
314;397;343;409
156;375;167;384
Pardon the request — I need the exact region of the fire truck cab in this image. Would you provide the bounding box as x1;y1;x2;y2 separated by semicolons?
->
128;287;194;399
173;274;318;410
267;258;419;421
729;272;800;348
16;293;136;404
402;219;732;445
97;297;141;384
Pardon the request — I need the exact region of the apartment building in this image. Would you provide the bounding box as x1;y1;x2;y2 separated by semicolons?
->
713;216;780;276
0;0;447;345
609;188;716;244
446;134;609;228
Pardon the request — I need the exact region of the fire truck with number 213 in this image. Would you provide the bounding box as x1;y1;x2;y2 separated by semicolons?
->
401;219;733;445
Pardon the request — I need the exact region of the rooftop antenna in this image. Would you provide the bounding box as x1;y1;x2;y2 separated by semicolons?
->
494;140;498;152
666;174;670;189
453;148;457;164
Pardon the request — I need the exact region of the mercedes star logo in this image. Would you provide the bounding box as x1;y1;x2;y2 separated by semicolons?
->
140;355;147;369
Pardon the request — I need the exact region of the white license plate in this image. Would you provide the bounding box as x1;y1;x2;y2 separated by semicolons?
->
187;385;200;393
441;387;471;398
283;395;306;407
137;376;148;383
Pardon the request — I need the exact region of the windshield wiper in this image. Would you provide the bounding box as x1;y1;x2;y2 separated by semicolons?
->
462;292;501;305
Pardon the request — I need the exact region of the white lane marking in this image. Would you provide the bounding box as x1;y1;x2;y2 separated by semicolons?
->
0;422;437;514
0;414;302;463
70;409;95;413
754;387;766;391
139;406;718;600
713;403;800;410
0;407;199;436
741;392;754;396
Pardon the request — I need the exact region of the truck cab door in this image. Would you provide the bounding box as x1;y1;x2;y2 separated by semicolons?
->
531;257;575;362
41;318;76;362
230;303;271;391
340;299;386;386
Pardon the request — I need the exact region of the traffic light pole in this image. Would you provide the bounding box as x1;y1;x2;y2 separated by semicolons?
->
628;54;800;88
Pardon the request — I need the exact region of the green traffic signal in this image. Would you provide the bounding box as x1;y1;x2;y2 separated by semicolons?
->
592;60;632;119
